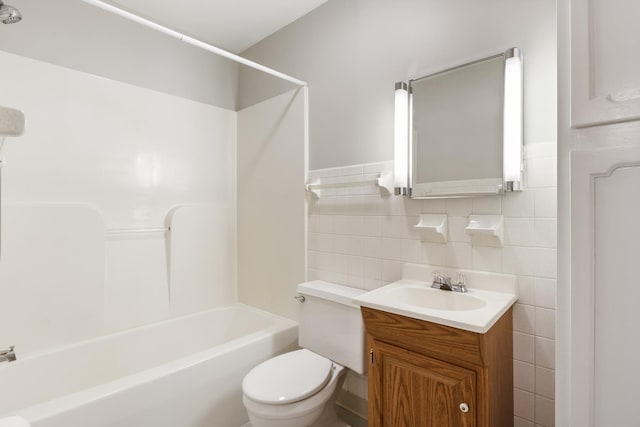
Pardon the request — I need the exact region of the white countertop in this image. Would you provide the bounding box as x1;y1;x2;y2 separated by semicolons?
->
353;277;518;334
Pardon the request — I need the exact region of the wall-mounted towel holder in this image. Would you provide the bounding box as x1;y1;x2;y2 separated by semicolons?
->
305;171;394;197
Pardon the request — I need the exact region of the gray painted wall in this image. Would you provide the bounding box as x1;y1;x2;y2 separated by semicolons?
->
237;89;306;321
0;0;238;110
239;0;556;169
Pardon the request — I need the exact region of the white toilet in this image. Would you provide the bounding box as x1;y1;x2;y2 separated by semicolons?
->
242;281;367;427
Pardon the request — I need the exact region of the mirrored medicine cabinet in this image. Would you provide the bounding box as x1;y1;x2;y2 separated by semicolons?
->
395;48;523;199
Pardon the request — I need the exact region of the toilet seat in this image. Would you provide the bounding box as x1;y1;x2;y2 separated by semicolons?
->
242;349;333;405
242;360;346;427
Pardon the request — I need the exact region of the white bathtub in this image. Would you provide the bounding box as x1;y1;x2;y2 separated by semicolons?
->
0;304;298;427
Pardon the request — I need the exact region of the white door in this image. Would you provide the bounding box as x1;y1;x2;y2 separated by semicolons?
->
562;0;640;425
570;144;640;426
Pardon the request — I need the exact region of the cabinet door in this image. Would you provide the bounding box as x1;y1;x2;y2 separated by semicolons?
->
369;339;476;427
572;0;640;127
571;145;640;426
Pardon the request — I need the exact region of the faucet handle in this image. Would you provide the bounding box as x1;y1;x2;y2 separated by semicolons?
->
432;271;445;286
452;273;468;292
431;271;454;291
456;272;466;286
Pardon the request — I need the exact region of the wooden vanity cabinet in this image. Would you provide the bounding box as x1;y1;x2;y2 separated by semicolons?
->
362;306;513;427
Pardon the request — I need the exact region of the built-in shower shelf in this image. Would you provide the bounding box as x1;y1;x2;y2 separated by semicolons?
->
305;172;393;197
104;227;170;236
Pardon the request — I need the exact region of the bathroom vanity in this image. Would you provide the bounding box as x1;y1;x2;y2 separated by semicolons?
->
362;306;513;427
353;266;517;427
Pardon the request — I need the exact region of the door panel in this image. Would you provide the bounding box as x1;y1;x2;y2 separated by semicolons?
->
571;0;640;126
371;339;476;427
571;145;640;426
593;165;640;425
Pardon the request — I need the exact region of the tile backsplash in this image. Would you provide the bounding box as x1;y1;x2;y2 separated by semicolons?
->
307;142;556;426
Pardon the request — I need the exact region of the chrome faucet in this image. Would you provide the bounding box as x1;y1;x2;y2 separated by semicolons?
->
0;345;16;363
431;271;452;291
431;272;468;293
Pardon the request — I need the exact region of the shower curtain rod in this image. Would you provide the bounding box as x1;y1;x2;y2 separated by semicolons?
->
80;0;308;87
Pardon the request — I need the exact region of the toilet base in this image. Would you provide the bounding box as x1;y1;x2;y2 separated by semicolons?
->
241;421;349;427
241;405;350;427
243;400;351;427
307;403;350;427
241;422;349;427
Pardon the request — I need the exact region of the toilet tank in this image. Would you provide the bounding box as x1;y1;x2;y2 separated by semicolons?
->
296;281;367;375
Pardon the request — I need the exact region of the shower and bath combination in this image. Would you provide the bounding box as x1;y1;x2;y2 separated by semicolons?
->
0;1;21;24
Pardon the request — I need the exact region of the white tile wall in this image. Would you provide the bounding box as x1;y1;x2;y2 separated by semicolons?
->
514;388;535;421
514;360;535;392
515;416;535;427
307;141;557;426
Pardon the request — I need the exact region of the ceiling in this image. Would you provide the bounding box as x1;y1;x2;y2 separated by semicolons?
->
111;0;328;53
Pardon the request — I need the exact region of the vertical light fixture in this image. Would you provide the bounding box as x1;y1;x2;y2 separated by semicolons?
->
394;82;409;195
503;47;523;191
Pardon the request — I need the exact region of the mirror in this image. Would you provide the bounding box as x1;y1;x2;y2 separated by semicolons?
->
406;48;523;198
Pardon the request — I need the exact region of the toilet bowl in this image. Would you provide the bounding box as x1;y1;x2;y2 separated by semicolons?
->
241;281;367;427
242;349;347;427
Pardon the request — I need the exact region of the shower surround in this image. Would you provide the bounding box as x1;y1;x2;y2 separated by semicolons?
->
0;49;236;356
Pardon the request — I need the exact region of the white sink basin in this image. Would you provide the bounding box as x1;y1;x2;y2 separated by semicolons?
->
353;278;517;333
387;287;487;311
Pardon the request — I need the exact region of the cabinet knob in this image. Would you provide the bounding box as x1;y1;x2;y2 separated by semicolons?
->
459;403;469;413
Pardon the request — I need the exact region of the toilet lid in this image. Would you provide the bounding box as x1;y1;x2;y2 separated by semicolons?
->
242;349;333;405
